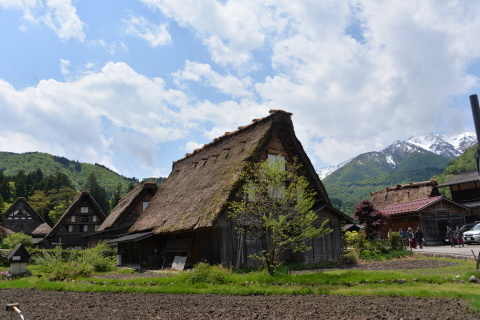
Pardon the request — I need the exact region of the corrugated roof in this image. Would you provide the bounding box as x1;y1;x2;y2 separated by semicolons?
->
437;171;480;187
381;196;443;215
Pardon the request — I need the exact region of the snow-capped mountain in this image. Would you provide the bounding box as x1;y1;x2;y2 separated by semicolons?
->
317;159;352;179
317;132;476;179
407;133;477;158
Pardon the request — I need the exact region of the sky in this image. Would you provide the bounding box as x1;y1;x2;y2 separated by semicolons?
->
1;0;480;180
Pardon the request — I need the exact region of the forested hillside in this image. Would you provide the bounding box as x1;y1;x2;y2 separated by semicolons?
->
323;151;451;216
0;152;166;225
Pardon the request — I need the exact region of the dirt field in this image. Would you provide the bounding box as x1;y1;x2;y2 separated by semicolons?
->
0;258;478;320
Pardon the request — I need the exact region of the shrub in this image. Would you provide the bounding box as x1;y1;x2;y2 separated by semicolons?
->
0;249;10;267
48;261;94;281
78;242;116;272
188;262;229;285
390;232;404;250
1;232;34;249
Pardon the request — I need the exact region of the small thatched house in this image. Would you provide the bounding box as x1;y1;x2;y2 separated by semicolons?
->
86;182;158;248
3;197;52;243
113;110;352;268
41;191;106;248
437;171;480;216
369;180;441;210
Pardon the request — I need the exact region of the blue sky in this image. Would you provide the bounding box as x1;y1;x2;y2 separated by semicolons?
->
1;0;480;180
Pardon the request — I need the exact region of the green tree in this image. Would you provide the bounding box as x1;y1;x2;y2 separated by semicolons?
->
29;190;52;223
85;173;110;214
353;200;387;239
14;170;27;199
229;158;332;275
47;186;78;224
0;171;11;202
110;182;123;209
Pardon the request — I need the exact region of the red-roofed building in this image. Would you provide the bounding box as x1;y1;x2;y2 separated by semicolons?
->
379;195;472;244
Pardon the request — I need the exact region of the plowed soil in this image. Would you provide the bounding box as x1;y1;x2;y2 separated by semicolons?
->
1;258;478;320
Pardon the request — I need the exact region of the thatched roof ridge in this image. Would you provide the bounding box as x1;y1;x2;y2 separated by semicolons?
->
44;191;106;239
174;109;293;166
31;223;52;237
3;197;46;223
369;180;440;210
98;182;158;231
129;109;335;235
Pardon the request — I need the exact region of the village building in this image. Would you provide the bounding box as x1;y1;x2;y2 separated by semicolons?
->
370;181;473;244
437;171;480;216
85;182;158;249
111;110;353;268
41;191;106;248
2;197;52;244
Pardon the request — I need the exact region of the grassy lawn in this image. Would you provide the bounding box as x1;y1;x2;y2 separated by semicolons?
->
2;255;480;311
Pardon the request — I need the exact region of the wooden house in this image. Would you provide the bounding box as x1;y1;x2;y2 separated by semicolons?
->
41;191;106;248
112;110;353;268
379;196;471;244
86;182;158;248
370;181;473;244
3;197;52;243
437;171;480;216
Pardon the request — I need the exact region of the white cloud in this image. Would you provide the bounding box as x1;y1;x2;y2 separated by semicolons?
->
0;0;85;41
60;58;70;76
140;0;287;68
124;14;171;47
172;61;253;98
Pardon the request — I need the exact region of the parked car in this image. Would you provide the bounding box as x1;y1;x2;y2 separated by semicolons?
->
463;223;480;244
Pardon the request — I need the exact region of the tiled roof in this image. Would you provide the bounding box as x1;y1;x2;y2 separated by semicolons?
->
437;171;480;187
381;196;444;215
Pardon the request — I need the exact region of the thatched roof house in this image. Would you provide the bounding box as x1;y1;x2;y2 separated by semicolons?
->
3;197;50;240
369;180;441;210
42;191;106;248
86;182;158;248
437;171;480;215
118;110;352;268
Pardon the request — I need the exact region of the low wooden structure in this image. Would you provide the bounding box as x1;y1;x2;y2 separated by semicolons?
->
41;191;106;248
7;244;30;275
437;171;480;216
113;110;352;268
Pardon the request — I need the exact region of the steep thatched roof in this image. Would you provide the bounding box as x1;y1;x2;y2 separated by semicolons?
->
130;110;337;235
98;182;158;231
44;191;106;239
369;180;440;210
31;223;52;237
3;197;46;223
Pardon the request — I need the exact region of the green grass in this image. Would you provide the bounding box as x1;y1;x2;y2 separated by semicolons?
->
2;256;480;313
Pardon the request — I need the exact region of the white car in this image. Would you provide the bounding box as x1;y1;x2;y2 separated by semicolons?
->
463;223;480;244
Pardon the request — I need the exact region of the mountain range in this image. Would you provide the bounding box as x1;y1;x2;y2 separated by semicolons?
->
317;132;477;179
319;132;477;215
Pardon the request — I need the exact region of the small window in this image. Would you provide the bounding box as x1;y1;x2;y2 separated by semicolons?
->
142;201;150;211
71;216;76;223
81;207;89;213
80;225;88;232
65;225;73;233
92;215;97;222
94;225;99;231
268;154;286;171
81;216;88;222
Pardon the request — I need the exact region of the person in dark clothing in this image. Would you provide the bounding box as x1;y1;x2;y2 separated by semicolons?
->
415;227;424;249
446;226;455;247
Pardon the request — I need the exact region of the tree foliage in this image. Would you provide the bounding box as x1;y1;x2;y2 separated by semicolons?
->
229;158;332;275
353;200;387;238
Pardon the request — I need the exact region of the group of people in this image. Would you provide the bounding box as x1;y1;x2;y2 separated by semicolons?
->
388;227;424;249
446;226;465;247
